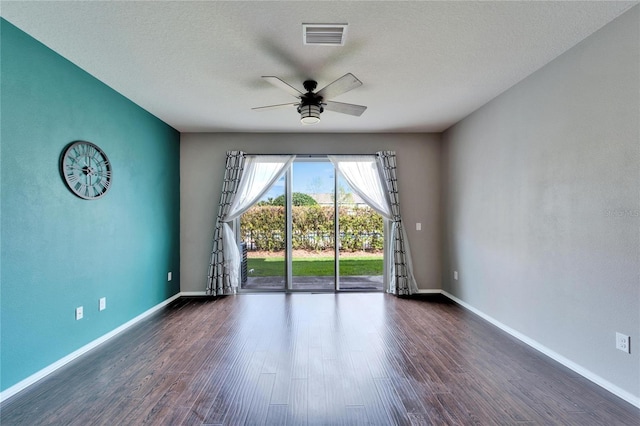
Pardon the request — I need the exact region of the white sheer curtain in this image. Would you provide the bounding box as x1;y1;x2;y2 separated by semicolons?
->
222;155;295;288
208;153;295;295
329;154;418;295
328;156;391;218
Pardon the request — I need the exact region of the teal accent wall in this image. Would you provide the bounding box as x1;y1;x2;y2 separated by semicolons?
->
0;19;180;392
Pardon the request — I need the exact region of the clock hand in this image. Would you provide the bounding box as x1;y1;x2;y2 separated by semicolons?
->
87;155;93;189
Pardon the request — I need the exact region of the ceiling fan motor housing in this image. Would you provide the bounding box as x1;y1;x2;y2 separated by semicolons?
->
297;96;324;113
298;82;323;124
303;80;318;92
298;80;324;114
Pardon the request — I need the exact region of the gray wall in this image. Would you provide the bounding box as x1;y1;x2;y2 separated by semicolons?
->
442;6;639;400
180;133;441;293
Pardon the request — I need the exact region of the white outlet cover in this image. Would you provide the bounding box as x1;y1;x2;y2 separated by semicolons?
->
416;222;422;231
75;306;83;320
168;272;172;281
99;297;106;311
616;332;630;353
454;271;458;280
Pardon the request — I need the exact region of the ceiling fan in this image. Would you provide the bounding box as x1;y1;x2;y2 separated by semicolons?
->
252;73;367;125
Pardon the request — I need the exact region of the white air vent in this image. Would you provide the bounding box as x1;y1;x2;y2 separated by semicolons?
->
303;24;348;46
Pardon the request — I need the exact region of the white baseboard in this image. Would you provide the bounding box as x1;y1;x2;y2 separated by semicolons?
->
0;293;182;404
180;291;208;296
415;289;443;294
441;290;640;409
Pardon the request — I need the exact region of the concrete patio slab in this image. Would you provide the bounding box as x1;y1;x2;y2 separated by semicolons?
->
241;275;383;291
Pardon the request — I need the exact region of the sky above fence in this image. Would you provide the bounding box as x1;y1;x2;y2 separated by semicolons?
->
263;161;351;202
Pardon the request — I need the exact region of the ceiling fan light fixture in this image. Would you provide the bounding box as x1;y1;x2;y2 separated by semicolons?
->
299;104;321;125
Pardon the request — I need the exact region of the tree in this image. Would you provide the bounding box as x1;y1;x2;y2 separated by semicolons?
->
256;197;274;206
270;192;318;206
305;176;324;194
332;183;354;204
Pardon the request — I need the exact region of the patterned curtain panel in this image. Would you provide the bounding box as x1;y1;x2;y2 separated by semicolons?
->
206;151;246;296
376;151;419;296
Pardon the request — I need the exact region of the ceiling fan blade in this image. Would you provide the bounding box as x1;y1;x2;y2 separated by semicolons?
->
323;101;367;116
262;76;303;98
316;73;362;100
252;102;299;111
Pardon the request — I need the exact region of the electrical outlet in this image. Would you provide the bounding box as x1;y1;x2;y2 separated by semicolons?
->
99;297;106;311
75;306;84;320
416;222;422;231
616;332;630;353
454;270;458;280
168;272;172;281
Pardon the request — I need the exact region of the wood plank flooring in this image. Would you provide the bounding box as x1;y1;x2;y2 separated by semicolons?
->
1;293;638;425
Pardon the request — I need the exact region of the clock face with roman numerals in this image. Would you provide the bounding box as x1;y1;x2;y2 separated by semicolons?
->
61;141;112;200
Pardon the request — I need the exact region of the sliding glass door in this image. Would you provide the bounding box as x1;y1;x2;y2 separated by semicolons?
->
239;157;383;292
290;159;336;291
336;175;384;291
239;174;286;291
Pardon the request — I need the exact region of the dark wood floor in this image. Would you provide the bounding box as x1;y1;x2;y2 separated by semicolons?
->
2;293;638;425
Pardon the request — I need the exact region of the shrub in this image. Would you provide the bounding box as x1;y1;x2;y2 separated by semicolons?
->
240;206;286;251
240;205;383;252
268;193;318;206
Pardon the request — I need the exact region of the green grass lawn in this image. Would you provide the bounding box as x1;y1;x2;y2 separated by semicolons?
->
247;256;383;277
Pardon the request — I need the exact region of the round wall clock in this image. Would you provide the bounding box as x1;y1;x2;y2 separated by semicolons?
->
60;141;112;200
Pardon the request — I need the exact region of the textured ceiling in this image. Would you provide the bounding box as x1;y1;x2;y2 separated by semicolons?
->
1;1;637;133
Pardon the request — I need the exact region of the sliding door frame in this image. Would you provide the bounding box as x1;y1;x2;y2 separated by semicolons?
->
287;157;336;292
238;155;385;293
285;166;294;290
334;166;341;291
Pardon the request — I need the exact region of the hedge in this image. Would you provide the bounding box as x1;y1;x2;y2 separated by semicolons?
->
240;205;383;252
